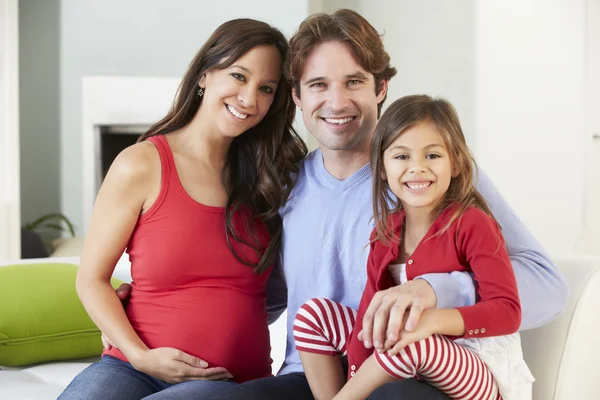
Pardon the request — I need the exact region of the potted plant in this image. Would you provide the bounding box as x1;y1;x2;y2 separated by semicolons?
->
22;213;76;258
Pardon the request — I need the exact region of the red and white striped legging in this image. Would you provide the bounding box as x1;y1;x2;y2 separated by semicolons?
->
294;298;502;400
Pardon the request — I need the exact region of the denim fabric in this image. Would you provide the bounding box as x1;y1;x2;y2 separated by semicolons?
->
58;355;237;400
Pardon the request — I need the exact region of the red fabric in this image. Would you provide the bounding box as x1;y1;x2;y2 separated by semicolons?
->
104;135;273;383
346;206;521;377
293;298;357;356
374;334;502;399
293;299;503;399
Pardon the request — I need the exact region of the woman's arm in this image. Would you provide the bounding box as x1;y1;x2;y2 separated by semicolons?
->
76;142;158;362
77;142;232;383
82;142;232;383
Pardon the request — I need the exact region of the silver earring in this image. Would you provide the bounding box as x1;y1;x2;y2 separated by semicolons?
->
197;88;204;97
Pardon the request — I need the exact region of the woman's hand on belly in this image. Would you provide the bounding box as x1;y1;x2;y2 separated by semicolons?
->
129;347;233;383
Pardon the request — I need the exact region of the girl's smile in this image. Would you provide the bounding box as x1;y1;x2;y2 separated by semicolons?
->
382;120;453;213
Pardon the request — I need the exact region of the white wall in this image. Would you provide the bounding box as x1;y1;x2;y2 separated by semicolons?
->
345;0;587;254
475;0;586;253
319;0;360;13
19;0;60;227
0;0;21;259
357;1;476;143
24;0;590;253
580;0;600;254
57;0;309;235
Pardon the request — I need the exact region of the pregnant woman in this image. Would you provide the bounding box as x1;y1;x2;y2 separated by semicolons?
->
58;18;306;400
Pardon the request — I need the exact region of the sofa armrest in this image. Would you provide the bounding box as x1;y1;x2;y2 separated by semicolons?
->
521;255;600;400
0;254;132;283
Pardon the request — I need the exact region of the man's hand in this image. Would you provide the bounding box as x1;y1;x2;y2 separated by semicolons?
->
101;334;117;350
101;283;132;350
115;282;132;303
130;347;233;383
358;279;436;352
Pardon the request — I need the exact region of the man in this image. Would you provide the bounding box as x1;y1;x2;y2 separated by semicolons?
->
215;9;568;400
110;9;568;400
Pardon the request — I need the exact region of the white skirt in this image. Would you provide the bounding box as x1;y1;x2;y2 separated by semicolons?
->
456;333;535;400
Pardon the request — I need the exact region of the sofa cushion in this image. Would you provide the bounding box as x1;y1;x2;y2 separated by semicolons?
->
0;263;122;367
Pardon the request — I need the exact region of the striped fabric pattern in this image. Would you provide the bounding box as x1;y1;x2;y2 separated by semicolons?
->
375;335;501;399
294;298;502;400
293;298;357;356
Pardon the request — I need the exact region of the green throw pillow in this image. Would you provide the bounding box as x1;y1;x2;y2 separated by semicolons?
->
0;262;123;366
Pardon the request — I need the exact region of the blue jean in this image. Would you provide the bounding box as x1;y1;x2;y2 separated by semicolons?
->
211;373;450;400
58;355;238;400
210;357;450;400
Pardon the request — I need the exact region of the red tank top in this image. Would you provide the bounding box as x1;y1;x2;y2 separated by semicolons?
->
104;135;274;383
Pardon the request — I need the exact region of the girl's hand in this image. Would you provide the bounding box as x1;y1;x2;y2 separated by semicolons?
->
358;280;436;352
384;308;465;356
384;309;438;356
130;347;233;383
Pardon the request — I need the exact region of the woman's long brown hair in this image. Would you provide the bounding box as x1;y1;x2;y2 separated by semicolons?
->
138;19;307;273
370;95;494;244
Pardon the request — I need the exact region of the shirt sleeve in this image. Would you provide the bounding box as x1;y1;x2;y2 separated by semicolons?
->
475;168;569;329
417;271;476;309
455;208;521;338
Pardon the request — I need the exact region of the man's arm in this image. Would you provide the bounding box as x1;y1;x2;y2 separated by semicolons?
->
475;168;568;329
417;272;476;309
418;168;568;330
266;256;287;324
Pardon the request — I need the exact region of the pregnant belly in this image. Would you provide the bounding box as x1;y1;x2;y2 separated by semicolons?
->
126;288;272;382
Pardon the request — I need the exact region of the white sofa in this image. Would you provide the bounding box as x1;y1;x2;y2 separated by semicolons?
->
0;255;288;400
520;255;600;400
1;255;599;400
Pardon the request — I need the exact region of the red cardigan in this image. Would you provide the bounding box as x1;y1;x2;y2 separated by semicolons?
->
346;206;521;375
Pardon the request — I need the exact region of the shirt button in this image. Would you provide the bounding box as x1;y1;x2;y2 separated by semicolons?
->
351;365;356;371
474;329;479;334
468;330;473;335
350;371;356;377
408;259;414;265
481;328;486;334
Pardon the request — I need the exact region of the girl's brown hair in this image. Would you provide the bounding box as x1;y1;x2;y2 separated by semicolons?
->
138;19;307;273
371;95;494;244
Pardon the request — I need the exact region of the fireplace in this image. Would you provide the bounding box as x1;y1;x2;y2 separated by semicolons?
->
82;76;181;233
98;124;147;181
82;76;314;234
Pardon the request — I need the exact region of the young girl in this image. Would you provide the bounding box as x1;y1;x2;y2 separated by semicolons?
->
293;95;534;400
59;19;306;400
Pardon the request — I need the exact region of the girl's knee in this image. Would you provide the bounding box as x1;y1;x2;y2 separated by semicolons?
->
294;298;330;336
294;298;354;355
295;298;336;327
298;297;330;312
